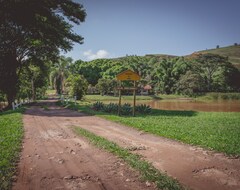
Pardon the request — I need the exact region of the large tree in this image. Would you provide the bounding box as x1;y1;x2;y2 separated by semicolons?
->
0;0;86;107
192;54;236;92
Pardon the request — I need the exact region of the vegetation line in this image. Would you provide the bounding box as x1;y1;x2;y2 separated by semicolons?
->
0;108;24;190
73;126;185;190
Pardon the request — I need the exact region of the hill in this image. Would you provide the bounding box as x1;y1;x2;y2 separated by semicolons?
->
146;45;240;68
197;45;240;67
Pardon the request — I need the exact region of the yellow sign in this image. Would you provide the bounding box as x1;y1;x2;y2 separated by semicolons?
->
116;70;141;81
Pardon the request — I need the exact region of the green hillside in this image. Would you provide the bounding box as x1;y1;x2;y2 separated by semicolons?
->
197;45;240;67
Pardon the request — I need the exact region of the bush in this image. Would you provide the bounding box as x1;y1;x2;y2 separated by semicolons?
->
65;75;88;100
136;104;152;114
91;102;152;116
120;103;132;115
103;103;118;113
92;101;104;111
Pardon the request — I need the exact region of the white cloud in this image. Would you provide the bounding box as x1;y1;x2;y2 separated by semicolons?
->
83;49;109;60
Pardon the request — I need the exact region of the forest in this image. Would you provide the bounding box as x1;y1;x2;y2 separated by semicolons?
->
1;52;240;108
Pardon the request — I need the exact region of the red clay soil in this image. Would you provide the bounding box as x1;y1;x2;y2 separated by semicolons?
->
12;101;156;190
13;99;240;190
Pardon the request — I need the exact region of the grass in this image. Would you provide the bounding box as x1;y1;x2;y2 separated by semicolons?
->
41;105;49;111
85;94;187;103
198;45;240;65
85;94;154;101
197;92;240;101
102;110;240;156
0;108;24;190
62;101;240;156
46;89;56;95
73;127;185;190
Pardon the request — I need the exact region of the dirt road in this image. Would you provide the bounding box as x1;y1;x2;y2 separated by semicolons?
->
13;101;156;190
13;99;240;190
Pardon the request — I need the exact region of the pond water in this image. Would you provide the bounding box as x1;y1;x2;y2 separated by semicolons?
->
142;99;240;112
103;99;240;112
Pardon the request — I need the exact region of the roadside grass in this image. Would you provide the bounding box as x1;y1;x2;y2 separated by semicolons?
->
62;101;240;156
0;108;24;190
85;94;187;103
41;105;49;111
73;127;185;190
85;94;154;102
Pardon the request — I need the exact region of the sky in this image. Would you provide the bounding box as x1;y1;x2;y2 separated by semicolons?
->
63;0;240;61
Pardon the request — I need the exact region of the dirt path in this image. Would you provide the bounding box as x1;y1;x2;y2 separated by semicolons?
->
13;99;240;190
13;101;156;190
65;105;240;190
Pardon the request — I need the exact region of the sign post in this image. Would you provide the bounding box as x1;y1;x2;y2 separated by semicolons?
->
118;81;122;115
116;70;141;116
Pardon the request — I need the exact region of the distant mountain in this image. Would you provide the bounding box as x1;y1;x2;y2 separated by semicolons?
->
195;45;240;67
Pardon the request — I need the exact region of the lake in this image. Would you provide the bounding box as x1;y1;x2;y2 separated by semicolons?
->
103;99;240;112
142;99;240;112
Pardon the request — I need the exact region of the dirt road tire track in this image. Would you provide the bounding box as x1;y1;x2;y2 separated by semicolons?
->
13;99;240;190
12;102;156;190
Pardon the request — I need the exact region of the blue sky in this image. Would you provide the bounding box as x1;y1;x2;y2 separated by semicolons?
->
63;0;240;61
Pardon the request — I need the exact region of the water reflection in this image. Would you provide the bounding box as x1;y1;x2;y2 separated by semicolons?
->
143;100;240;112
102;99;240;112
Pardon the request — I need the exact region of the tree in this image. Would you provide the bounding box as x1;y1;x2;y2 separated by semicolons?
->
72;59;103;85
0;0;86;107
65;75;88;100
96;78;119;96
177;71;204;96
193;54;230;92
152;57;189;94
50;56;73;94
18;60;49;100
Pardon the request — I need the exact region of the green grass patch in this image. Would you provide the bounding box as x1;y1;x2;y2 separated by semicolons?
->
62;101;240;156
101;110;240;156
73;127;185;190
198;92;240;101
85;94;187;102
41;105;49;111
85;94;154;102
0;108;24;190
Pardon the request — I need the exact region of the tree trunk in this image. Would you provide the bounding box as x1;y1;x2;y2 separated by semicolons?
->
0;52;18;109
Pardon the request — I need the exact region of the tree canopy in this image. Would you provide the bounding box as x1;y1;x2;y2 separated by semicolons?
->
0;0;86;107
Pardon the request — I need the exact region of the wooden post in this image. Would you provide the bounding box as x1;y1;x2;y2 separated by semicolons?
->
118;82;122;116
133;81;136;116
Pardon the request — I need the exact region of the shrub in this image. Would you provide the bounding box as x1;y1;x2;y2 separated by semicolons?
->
136;104;152;114
92;101;104;111
65;75;88;100
103;103;118;113
121;103;132;115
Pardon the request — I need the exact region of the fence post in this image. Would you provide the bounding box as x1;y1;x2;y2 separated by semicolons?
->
12;102;15;110
74;96;76;105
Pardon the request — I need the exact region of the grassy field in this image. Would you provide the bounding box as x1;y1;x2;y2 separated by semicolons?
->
73;127;184;190
84;94;187;102
64;101;240;156
198;45;240;66
0;109;24;190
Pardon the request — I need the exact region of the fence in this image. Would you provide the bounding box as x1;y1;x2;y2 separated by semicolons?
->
12;99;33;110
60;95;77;105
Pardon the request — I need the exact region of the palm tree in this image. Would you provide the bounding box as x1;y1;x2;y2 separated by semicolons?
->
50;56;73;94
